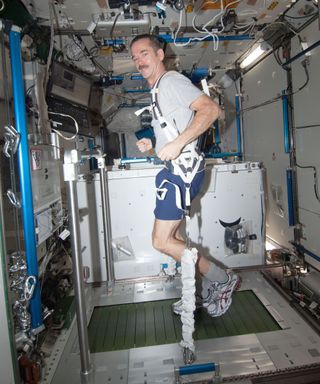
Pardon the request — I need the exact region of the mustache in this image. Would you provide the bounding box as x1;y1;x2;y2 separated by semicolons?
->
138;65;148;71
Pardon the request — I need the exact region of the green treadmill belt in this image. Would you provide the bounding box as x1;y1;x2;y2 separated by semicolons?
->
88;290;281;353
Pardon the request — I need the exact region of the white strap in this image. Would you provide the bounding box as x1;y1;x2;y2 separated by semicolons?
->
156;178;182;210
135;105;152;117
201;78;210;96
185;186;191;208
158;116;179;141
156;187;167;201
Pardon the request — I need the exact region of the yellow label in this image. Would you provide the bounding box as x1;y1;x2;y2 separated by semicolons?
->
201;0;239;10
267;1;279;11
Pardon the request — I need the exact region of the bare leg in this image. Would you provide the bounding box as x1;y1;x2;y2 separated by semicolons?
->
152;219;185;261
152;218;211;275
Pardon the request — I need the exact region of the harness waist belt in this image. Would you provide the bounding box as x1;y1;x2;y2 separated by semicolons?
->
165;154;205;178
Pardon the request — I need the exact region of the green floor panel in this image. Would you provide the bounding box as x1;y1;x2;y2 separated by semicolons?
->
145;303;156;345
88;290;281;353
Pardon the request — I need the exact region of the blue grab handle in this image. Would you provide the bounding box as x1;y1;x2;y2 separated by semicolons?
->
178;362;216;376
282;92;290;154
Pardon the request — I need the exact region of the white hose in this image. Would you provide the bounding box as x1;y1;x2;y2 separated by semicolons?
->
180;247;197;353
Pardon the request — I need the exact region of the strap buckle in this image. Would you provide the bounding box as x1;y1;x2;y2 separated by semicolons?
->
7;189;21;208
3;125;20;158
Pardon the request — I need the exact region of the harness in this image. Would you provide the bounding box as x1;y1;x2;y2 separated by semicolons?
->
136;72;204;218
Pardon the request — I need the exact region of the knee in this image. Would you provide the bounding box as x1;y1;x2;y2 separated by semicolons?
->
152;233;167;254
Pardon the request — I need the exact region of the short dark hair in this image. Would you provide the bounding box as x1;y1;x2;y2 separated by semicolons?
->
130;34;162;52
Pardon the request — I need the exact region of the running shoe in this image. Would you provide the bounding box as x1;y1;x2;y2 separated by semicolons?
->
203;274;241;317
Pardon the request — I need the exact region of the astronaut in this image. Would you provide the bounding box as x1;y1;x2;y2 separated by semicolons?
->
131;34;240;317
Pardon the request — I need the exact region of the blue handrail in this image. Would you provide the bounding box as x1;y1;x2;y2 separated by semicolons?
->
282;92;290;153
9;26;43;330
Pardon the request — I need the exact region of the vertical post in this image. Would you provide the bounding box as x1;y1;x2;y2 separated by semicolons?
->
286;168;296;227
284;69;299;239
97;156;115;286
235;94;243;157
9;25;42;331
120;133;126;158
213;121;221;145
63;150;92;376
282;92;290;154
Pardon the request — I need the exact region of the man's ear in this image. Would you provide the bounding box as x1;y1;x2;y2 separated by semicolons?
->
157;48;165;61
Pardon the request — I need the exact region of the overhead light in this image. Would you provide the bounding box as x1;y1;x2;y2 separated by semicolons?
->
240;41;271;69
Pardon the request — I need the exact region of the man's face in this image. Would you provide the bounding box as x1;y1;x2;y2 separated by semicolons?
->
131;38;164;83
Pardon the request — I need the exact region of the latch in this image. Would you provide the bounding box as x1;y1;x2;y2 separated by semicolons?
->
3;124;20;158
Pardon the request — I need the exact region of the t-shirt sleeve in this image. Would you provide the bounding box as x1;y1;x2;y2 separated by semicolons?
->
159;72;203;111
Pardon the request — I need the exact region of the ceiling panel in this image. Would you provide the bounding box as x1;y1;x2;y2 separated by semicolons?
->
19;0;304;77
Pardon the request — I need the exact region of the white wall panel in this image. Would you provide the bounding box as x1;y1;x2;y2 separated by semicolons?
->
299;208;320;270
291;21;320;128
241;52;294;248
295;129;320;214
291;20;320;267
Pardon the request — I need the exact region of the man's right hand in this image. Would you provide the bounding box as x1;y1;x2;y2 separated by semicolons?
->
136;138;152;152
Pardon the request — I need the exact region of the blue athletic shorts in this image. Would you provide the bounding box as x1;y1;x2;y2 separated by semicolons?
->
154;165;205;220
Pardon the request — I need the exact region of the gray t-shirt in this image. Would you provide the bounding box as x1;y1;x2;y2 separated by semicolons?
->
151;71;203;155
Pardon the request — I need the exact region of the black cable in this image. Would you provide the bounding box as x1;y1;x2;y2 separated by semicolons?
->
103;13;126;53
71;33;110;76
296;163;320;203
70;34;87;59
39;237;61;291
242;59;310;113
88;45;100;58
104;104;122;125
291;59;310;95
26;84;35;95
296;124;320;129
241;94;282;113
284;12;318;20
272;32;291;70
110;12;122;40
284;58;309;95
273;47;283;66
142;11;157;16
91;56;110;75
